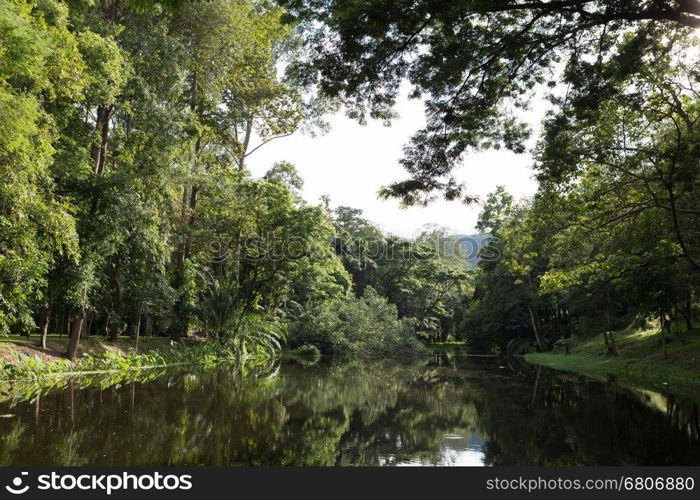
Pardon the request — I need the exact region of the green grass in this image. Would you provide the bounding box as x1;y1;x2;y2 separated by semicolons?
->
525;323;700;396
0;334;231;383
426;341;468;347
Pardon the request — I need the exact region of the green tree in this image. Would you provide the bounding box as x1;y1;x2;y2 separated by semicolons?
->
0;0;81;337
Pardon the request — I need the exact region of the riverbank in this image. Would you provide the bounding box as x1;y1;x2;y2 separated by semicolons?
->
0;334;233;382
525;325;700;396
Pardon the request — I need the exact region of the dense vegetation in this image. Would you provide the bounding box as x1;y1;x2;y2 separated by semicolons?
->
280;0;700;360
463;34;700;354
1;0;699;373
0;0;471;364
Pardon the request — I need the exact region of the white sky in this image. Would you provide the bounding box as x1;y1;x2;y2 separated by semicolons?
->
247;91;545;238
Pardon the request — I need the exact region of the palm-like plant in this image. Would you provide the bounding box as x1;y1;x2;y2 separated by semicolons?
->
194;266;283;359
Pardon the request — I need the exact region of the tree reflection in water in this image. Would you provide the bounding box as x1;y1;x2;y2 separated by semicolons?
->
0;351;698;466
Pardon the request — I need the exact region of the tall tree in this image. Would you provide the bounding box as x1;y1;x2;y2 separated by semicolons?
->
0;0;81;337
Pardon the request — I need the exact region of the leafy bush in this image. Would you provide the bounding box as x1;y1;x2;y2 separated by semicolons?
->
0;343;238;382
287;287;427;359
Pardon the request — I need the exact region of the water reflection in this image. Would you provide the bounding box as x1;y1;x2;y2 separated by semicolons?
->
0;351;698;466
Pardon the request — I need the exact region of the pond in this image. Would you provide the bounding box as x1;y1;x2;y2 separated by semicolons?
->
0;350;698;466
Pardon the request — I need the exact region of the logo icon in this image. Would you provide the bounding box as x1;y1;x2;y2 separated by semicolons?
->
5;472;29;495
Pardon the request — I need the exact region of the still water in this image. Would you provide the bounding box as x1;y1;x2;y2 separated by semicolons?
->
0;350;698;466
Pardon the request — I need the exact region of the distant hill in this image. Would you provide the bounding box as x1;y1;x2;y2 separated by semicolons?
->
453;234;490;269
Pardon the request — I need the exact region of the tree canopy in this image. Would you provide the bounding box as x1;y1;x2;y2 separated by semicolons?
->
280;0;700;203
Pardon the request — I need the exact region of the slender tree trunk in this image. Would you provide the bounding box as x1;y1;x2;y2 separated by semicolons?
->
177;182;190;273
527;304;544;351
89;104;114;215
238;117;253;170
39;306;51;349
132;312;141;352
666;181;700;270
108;255;123;342
189;183;199;224
66;307;86;361
94;105;112;175
114;255;122;322
660;312;669;360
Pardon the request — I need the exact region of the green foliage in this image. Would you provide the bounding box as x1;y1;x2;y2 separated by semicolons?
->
0;341;238;381
76;30;128;105
287;287;427;359
464;37;700;353
330;207;472;342
288;343;321;365
0;0;347;359
281;0;699;203
526;319;700;391
0;0;81;334
3;0;698;368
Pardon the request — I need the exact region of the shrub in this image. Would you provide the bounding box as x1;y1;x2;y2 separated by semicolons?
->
287;287;427;359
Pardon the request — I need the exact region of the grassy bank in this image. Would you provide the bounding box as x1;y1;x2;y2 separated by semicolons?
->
525;325;700;396
0;334;233;382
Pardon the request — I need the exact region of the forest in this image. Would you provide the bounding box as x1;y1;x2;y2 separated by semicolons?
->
1;0;699;375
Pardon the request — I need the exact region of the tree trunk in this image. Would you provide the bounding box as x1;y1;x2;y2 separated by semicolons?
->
108;322;119;342
527;304;544;351
94;105;113;175
238;116;253;170
673;303;681;338
660;312;669;360
132;312;141;352
89;104;114;215
66;308;86;361
109;255;123;342
39;306;51;349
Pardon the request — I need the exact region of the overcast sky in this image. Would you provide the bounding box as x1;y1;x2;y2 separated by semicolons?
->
246;91;546;238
